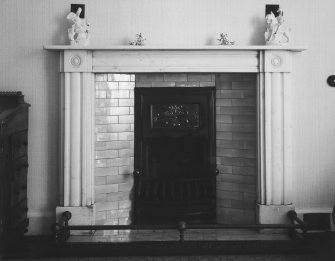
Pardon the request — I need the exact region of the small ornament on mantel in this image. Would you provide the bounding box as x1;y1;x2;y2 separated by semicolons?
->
129;33;146;46
264;7;290;45
217;33;235;45
67;6;90;46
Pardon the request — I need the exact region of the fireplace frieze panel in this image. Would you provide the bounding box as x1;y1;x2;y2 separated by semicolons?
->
91;50;260;73
60;49;298;74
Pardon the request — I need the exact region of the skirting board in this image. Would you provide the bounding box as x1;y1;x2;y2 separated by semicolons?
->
296;207;334;231
27;210;55;235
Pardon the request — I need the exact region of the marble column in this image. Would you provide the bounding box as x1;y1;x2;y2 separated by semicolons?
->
257;51;294;224
56;50;95;226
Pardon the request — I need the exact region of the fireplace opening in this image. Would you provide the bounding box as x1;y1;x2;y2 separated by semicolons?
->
134;87;216;224
94;73;257;227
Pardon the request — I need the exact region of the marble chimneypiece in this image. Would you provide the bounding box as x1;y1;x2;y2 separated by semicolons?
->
46;46;305;229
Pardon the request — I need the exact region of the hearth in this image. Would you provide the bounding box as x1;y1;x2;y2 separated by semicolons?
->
134;87;216;224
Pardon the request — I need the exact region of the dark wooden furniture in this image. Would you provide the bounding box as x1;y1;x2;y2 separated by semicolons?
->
0;92;30;256
134;87;216;225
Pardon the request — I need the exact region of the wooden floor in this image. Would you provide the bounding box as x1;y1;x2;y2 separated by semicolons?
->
0;254;323;261
2;231;335;260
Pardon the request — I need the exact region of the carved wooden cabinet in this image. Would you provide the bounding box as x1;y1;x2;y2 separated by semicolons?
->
0;92;30;255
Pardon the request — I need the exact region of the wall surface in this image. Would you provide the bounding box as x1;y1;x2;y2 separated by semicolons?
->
1;0;335;234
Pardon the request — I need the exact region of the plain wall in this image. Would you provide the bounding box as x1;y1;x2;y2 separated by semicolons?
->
1;0;335;234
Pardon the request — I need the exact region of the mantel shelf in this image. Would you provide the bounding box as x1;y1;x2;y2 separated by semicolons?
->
44;45;307;52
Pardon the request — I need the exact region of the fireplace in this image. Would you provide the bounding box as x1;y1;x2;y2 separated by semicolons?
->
44;45;306;228
134;87;216;224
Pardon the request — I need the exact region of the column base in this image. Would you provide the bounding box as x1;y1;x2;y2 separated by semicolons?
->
257;204;295;234
56;205;95;235
257;204;295;224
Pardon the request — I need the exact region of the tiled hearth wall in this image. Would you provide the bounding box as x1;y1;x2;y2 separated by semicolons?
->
95;74;135;226
94;73;256;225
216;74;257;224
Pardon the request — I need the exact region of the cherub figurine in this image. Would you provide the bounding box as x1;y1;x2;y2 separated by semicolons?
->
217;33;235;45
129;33;146;46
265;8;290;45
67;7;90;46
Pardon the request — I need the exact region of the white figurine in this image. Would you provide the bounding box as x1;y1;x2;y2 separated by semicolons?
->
129;33;146;46
217;33;235;45
265;9;290;46
67;8;90;46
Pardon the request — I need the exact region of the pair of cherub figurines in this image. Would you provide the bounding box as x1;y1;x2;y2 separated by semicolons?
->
265;8;290;45
67;7;90;46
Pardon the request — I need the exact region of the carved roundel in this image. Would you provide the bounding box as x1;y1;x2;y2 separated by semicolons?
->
70;55;82;67
271;55;282;67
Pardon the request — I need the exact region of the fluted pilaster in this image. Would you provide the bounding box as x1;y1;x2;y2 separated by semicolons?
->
57;50;95;227
257;51;294;223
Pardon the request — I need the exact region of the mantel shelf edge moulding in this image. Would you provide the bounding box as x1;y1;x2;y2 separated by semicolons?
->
44;45;307;228
44;45;307;51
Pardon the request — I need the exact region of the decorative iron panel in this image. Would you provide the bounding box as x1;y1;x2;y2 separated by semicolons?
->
151;104;200;128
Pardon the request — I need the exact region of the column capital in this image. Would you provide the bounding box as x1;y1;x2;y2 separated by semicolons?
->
62;50;93;72
262;50;292;73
